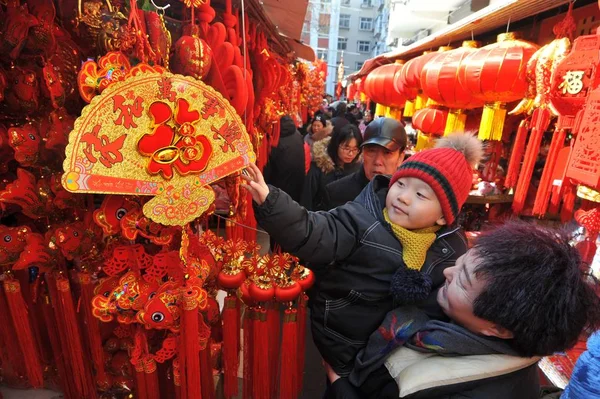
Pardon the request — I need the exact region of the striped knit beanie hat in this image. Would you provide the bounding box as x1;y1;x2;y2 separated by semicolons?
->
390;134;483;225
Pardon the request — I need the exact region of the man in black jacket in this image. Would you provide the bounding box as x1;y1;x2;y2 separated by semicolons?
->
325;117;407;209
263;115;305;203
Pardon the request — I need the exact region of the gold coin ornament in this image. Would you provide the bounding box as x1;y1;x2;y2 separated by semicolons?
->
63;70;256;226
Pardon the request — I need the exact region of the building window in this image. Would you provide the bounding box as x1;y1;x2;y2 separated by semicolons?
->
359;17;373;31
357;40;371;53
355;62;364;71
342;0;351;4
317;49;328;61
338;37;348;51
339;14;351;29
361;0;373;7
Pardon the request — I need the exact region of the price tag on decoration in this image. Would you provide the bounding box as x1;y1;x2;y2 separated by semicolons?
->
63;70;256;226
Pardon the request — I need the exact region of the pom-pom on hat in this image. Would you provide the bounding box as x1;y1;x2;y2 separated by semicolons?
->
390;134;483;225
562;331;600;399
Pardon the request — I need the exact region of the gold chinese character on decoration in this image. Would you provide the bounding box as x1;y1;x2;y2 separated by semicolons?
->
559;71;585;95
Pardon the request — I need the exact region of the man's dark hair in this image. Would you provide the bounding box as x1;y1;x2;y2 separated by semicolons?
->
327;124;363;167
334;102;347;117
472;221;600;357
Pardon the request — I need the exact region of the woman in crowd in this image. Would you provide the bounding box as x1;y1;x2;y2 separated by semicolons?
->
304;113;333;151
301;124;363;211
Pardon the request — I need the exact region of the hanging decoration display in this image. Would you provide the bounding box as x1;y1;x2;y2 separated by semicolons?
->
363;62;406;118
458;33;539;141
62;68;256;226
420;41;482;135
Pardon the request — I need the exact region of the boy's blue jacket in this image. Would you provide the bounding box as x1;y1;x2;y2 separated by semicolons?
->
254;175;468;376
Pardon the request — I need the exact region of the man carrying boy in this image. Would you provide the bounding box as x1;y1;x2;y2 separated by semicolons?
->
325;222;600;398
243;134;481;377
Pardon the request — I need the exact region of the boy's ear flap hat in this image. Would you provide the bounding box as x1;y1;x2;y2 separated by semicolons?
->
390;134;484;225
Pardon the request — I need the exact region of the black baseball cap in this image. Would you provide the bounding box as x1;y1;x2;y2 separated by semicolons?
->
361;117;407;152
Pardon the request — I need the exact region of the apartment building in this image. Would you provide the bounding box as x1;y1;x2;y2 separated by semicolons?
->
303;0;387;95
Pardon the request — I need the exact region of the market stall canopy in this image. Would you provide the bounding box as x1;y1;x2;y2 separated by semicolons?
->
259;0;315;61
349;0;573;81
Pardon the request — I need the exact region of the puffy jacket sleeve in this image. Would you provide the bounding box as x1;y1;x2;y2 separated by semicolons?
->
254;186;360;265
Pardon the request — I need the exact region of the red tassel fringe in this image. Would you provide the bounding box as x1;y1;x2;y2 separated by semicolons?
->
561;182;577;223
268;303;281;398
253;308;270;399
533;128;567;216
0;283;26;385
279;308;298;399
513;126;545;215
222;295;240;398
135;368;149;399
41;292;73;399
144;360;161;399
200;342;215;399
55;276;96;398
180;293;202;399
3;278;44;388
504;119;529;189
297;295;308;393
243;307;254;399
78;272;108;386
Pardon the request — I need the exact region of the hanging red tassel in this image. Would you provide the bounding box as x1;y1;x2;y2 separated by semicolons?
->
279;308;299;399
40;290;75;399
200;342;215;399
533;127;567;216
78;272;109;388
253;307;270;399
0;283;26;385
134;366;149;399
561;183;577;223
55;275;96;398
505;119;529;189
513;125;545;215
3;277;44;388
242;307;254;398
296;294;308;393
222;295;240;398
268;302;281;398
144;357;161;399
244;192;257;243
179;289;203;399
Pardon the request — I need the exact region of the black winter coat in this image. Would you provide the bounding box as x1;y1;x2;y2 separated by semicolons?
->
325;166;370;209
263;116;305;203
254;175;468;377
300;137;361;211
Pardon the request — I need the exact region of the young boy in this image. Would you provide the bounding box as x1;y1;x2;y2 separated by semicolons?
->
327;222;600;398
243;134;482;377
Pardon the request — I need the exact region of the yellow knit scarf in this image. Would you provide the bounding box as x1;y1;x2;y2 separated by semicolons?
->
383;208;440;271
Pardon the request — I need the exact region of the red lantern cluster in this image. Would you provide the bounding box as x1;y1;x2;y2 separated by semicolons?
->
364;63;406;108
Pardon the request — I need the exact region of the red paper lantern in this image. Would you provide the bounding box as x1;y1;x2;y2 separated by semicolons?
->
458;33;539;140
295;266;315;291
421;41;483;134
363;63;406;108
249;276;275;302
217;265;246;290
274;280;302;302
412;107;448;136
396;47;452;115
171;27;213;80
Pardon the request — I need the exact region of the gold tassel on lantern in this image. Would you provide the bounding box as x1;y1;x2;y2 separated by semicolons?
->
445;109;467;135
415;131;435;152
479;102;507;141
375;103;386;117
403;100;415;117
387;107;402;120
415;92;428;111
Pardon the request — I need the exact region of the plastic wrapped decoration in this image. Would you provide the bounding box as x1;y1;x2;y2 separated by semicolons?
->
420;41;483;135
63;68;256;226
458;33;539;141
363;62;406;119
